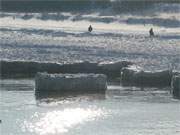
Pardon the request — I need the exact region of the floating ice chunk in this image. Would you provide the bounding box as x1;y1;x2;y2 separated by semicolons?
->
35;73;107;99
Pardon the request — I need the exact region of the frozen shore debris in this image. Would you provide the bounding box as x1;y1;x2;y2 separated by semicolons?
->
35;73;107;99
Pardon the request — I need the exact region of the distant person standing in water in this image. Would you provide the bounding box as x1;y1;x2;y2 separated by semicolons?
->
88;25;93;32
149;28;154;37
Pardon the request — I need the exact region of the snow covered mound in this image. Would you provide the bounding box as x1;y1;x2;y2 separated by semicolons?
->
35;73;107;99
121;65;173;87
171;75;180;99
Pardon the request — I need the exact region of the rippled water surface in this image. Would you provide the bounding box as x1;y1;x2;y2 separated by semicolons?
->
0;79;180;135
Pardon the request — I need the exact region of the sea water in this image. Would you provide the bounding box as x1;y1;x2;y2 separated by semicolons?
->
0;79;180;135
0;1;180;135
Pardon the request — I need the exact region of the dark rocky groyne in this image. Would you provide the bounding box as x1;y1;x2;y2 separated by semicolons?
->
171;75;180;99
121;65;173;87
1;60;180;99
0;60;132;78
0;60;62;78
98;61;132;78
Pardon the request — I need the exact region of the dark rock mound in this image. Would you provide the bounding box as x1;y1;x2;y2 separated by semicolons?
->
35;73;107;99
171;75;180;99
121;65;173;87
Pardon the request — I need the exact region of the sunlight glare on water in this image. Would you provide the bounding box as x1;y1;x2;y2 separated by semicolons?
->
23;108;106;135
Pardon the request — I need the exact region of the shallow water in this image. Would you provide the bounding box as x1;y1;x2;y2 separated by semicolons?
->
0;79;180;135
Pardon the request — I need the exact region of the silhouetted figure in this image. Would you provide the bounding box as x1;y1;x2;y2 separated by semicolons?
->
88;25;93;32
149;28;154;37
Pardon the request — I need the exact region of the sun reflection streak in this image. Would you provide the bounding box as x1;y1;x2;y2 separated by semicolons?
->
24;108;106;135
